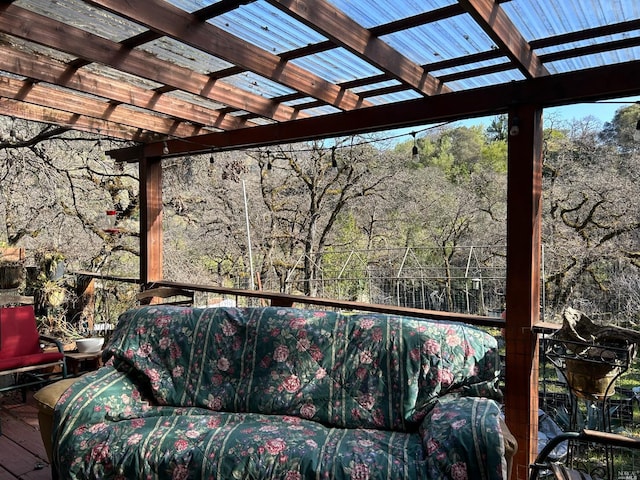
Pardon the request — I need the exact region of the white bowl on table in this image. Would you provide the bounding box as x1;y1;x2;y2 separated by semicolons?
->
75;337;105;353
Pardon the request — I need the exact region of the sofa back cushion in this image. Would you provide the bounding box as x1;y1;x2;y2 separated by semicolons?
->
106;306;501;431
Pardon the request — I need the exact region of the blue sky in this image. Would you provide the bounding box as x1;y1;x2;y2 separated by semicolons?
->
463;95;640;129
544;95;639;125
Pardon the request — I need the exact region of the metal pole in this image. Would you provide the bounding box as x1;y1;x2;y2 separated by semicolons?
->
242;180;255;290
464;247;473;314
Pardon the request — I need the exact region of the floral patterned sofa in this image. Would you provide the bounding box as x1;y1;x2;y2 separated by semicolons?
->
50;305;515;479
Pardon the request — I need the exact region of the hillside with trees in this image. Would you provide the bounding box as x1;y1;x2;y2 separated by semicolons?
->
1;103;639;326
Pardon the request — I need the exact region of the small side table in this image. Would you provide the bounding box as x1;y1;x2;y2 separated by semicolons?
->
65;351;104;376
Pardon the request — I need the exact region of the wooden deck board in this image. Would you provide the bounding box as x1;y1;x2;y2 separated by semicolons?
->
2;413;48;460
0;390;52;480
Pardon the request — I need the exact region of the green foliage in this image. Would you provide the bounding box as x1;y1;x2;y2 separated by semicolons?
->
332;211;366;250
397;122;507;180
486;115;508;142
542;127;569;163
480;140;507;173
320;246;369;301
599;104;640;150
202;254;245;282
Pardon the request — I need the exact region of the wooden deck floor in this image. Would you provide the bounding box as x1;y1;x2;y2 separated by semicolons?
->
0;389;52;480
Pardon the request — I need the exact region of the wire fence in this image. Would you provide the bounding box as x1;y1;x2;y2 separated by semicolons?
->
270;246;507;317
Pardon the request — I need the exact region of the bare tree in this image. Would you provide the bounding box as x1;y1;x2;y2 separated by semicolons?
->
160;151;254;287
249;139;396;295
542;113;640;320
0;117;139;274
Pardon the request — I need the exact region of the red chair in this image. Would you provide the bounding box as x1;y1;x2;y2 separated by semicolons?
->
0;305;67;401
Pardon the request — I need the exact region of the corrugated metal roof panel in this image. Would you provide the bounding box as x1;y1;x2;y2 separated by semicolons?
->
299;105;343;116
365;89;423;106
209;1;327;53
503;0;640;40
2;0;639;143
81;64;166;90
536;30;640;55
1;35;78;63
292;48;383;83
351;80;402;95
445;69;525;91
15;0;146;42
330;0;456;28
431;57;511;77
169;0;222;14
139;37;232;74
283;97;318;108
545;46;640;74
382;14;496;65
223;71;296;99
243;117;276;126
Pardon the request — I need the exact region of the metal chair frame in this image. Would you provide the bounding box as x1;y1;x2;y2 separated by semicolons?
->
531;429;640;480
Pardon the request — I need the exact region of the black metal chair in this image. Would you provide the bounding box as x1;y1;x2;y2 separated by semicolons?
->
531;429;640;480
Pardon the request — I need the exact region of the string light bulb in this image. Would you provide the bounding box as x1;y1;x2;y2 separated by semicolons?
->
411;132;419;161
9;117;16;141
162;141;169;155
509;116;520;136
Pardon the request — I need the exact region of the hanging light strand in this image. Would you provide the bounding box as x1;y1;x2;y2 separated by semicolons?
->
101;120;455;166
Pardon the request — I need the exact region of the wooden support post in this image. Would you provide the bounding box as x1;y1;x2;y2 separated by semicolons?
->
140;157;163;285
505;104;543;479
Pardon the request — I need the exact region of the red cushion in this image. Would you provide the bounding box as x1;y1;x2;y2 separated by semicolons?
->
0;305;41;359
0;351;64;370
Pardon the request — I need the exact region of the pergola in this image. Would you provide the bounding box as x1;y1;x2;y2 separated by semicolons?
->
2;1;640;477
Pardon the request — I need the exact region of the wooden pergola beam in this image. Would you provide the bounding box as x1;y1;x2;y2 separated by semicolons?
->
459;0;549;78
0;3;305;124
0;75;214;138
0;44;254;132
0;98;156;142
108;59;640;161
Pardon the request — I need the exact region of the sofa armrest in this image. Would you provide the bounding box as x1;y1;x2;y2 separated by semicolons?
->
33;376;86;463
420;396;510;479
500;418;518;480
